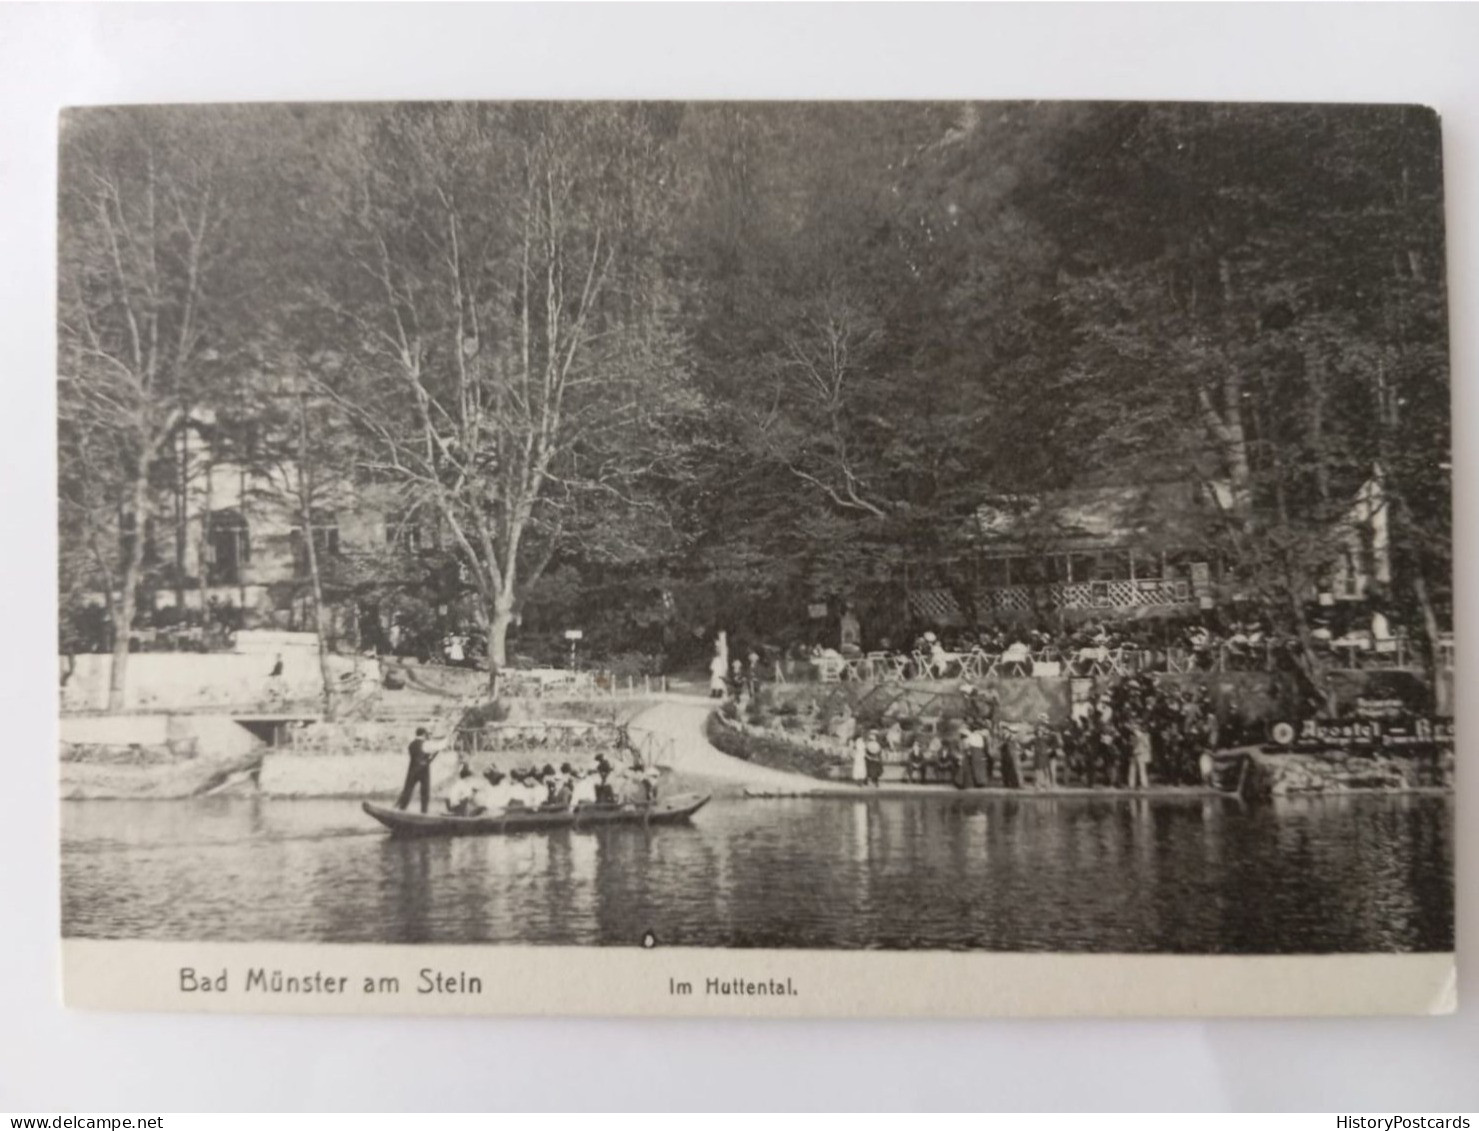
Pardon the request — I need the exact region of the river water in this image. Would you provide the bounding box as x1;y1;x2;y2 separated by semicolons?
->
61;793;1453;952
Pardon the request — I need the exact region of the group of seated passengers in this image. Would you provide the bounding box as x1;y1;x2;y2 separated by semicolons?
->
444;751;659;817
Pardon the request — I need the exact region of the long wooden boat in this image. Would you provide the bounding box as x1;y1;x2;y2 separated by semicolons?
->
362;792;710;838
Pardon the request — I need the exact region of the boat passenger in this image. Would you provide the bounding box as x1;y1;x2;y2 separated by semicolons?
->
593;750;617;803
444;763;485;817
545;763;575;808
505;769;535;808
571;769;599;806
481;768;515;812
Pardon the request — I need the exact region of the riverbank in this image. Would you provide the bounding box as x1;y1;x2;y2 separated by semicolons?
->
58;694;685;800
645;699;1454;803
57;693;1454;803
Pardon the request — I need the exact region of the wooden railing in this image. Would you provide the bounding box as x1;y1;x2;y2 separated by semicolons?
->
793;635;1442;684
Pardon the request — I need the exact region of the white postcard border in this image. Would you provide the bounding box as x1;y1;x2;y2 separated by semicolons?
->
63;940;1456;1019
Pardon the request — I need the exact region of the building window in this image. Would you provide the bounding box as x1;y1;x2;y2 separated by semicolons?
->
1337;547;1362;600
291;510;340;577
206;508;250;586
386;508;432;553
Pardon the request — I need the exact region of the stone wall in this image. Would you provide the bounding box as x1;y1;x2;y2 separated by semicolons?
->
60;713;265;757
60;650;378;713
1245;750;1452;798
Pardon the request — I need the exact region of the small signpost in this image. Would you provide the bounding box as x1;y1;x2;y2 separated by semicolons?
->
564;628;583;671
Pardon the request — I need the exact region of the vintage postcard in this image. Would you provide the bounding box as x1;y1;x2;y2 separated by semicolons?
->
57;101;1455;1017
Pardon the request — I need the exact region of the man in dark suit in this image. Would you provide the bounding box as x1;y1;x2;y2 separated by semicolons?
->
395;726;443;813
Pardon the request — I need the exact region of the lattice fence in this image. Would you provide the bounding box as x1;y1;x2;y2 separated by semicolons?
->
908;588;966;625
973;579;1193;615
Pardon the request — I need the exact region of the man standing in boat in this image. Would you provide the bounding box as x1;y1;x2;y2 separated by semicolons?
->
395;726;446;813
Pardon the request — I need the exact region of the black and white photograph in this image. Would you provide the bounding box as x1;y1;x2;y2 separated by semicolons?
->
56;98;1454;1014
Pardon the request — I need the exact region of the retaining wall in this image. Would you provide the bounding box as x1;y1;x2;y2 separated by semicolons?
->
1246;750;1452;797
60;712;265;757
60;651;378;713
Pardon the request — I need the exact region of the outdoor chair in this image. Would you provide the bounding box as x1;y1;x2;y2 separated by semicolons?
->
1000;644;1032;678
958;650;988;680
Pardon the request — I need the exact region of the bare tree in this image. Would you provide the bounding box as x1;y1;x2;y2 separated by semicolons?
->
309;105;697;690
755;294;889;520
57;110;222;709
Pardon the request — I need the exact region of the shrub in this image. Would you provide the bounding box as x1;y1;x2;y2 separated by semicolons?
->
458;700;510;730
705;711;841;779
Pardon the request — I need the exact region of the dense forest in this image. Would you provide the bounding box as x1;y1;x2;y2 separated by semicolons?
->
57;101;1451;700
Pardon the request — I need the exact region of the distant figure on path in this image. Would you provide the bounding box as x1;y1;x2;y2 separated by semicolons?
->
1128;722;1153;790
864;731;885;787
1000;725;1023;789
395;726;444;813
269;653;284;678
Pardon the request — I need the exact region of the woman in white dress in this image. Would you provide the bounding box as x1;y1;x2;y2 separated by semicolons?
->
851;734;869;787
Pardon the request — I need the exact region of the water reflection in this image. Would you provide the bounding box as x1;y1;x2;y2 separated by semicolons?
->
61;793;1453;953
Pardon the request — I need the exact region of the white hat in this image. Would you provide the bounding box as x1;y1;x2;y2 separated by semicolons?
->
924;631;937;642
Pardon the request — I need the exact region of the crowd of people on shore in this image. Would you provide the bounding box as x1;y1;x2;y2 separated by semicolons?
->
846;675;1233;791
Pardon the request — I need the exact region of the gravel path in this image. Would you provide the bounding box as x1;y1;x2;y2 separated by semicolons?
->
629;697;821;795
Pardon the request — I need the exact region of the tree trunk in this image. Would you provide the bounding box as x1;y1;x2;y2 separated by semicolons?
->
1392;491;1447;714
1287;583;1334;716
297;400;336;720
108;471;150;711
488;592;515;686
174;418;189;614
1411;568;1447;714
